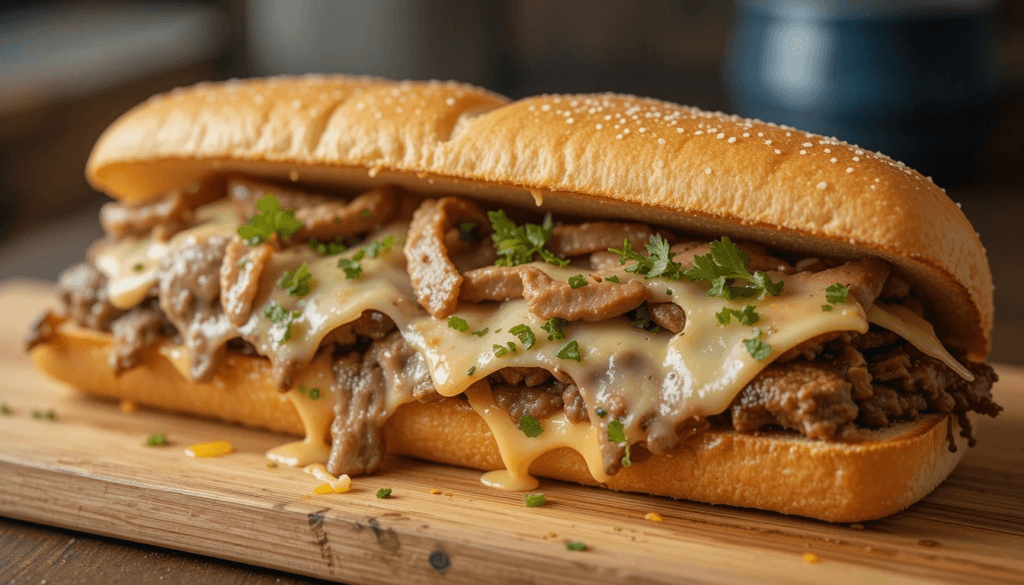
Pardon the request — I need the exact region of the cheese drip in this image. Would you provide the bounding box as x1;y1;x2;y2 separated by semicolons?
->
90;197;970;492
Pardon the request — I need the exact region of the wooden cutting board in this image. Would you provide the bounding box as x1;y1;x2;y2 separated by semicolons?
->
1;280;1022;585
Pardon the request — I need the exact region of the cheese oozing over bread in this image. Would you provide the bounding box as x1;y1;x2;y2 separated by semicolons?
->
88;197;973;489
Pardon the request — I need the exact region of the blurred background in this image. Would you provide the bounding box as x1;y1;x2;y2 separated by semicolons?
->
0;0;1021;363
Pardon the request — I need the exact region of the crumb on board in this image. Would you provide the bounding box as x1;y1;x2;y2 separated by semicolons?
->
802;553;820;564
644;512;663;522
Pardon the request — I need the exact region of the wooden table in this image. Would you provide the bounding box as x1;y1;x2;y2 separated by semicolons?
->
1;280;1022;585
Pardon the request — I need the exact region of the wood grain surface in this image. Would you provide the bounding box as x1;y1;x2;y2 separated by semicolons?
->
1;280;1022;585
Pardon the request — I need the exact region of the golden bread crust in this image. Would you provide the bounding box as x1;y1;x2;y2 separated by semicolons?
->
32;321;968;522
85;76;992;357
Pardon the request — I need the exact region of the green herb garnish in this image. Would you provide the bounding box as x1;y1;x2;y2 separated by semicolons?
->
541;318;568;341
493;342;518;357
826;282;850;305
556;340;581;362
376;488;392;499
519;415;543;438
263;302;301;344
609;234;683;280
821;304;833;312
308;237;347;256
237;194;302;245
524;493;546;507
604;275;620;283
607;419;632;467
278;263;313;297
133;263;145;272
565;541;587;551
298;384;321;400
146;433;168;446
363;235;396;259
568;275;588;289
488;210;568;267
471;328;489;337
595;408;607;418
447;316;469;332
743;329;772;361
683;236;784;301
508;324;536;350
337;258;362;280
715;305;760;326
0;403;10;415
467;366;476;376
360;209;371;218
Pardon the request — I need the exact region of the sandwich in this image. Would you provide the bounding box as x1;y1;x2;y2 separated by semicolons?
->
27;75;1000;522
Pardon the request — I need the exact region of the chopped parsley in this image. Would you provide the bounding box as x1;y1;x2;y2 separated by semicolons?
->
523;493;547;507
376;487;392;499
666;288;673;296
471;327;489;337
359;209;371;218
508;324;536;350
826;282;850;305
447;316;469;332
716;305;760;326
298;384;321;400
565;541;587;551
278;263;313;296
743;329;772;361
683;236;784;301
488;209;569;267
541;318;568;341
458;222;478;241
609;234;683;280
568;275;588;289
595;407;607;418
133;263;145;272
467;366;476;376
607;420;632;468
32;409;56;421
604;275;620;283
630;305;660;333
556;339;581;362
0;403;10;415
146;433;168;446
308;237;347;256
237;194;302;245
821;304;833;312
519;415;543;438
363;235;396;259
337;258;362;280
493;342;517;357
263;302;301;344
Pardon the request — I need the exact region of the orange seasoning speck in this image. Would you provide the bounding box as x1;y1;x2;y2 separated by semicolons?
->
313;483;335;495
644;512;663;522
802;553;820;564
429;488;442;495
185;441;233;458
119;399;137;414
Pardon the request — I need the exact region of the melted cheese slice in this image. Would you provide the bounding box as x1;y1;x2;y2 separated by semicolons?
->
92;197;974;492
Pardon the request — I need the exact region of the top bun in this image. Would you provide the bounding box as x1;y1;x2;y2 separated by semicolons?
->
86;75;993;359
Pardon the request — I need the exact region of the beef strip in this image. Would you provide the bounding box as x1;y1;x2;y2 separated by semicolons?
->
109;302;172;373
322;311;397;347
547;222;658;257
158;234;236;382
327;331;441;476
647;302;686;334
100;190;193;241
404;197;491;318
490;376;590;425
461;264;647;321
220;236;274;327
56;262;124;330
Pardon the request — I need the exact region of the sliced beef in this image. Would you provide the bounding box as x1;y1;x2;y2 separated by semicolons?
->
736;242;796;274
729;362;860;439
493;367;552;387
322;311;397;347
109;303;171;373
56;263;124;331
220;236;274;327
647;302;686;334
99;190;192;241
404;197;491;318
461;265;647;322
294;187;398;242
327;331;440;476
547;222;658;257
493;385;564;422
158;234;236;382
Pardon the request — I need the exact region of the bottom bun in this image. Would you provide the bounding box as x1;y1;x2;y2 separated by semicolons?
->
31;317;968;522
